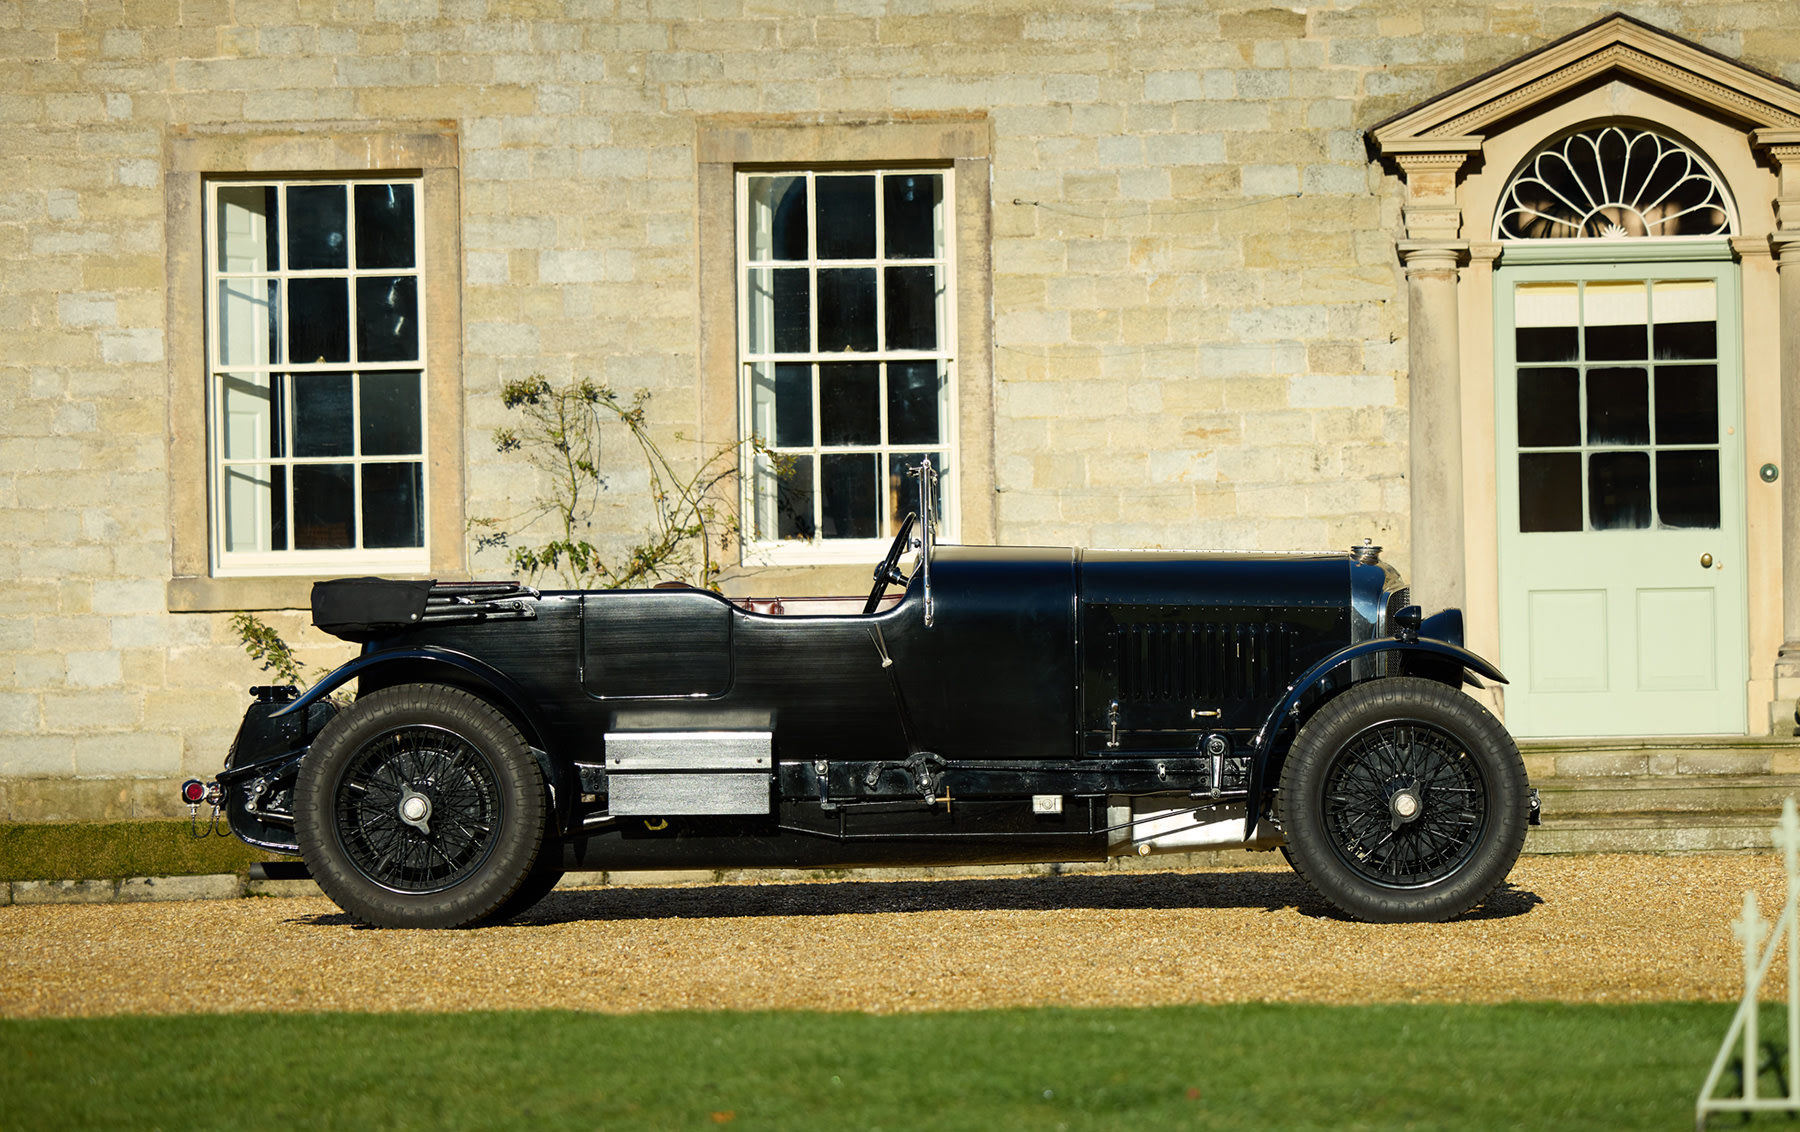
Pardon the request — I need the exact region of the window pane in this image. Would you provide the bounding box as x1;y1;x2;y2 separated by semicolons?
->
1652;280;1716;360
217;185;278;273
293;463;355;549
1514;282;1578;363
1516;326;1578;364
761;453;814;541
818;268;876;352
356;275;419;362
286;184;348;271
815;175;875;260
362;461;425;548
1517;367;1578;448
1656;450;1720;529
758;362;813;448
887;451;944;533
746;176;807;261
1519;452;1581;533
883;173;942;259
1654;320;1717;362
884;265;940;351
747;268;811;354
288;277;349;363
222;463;281;552
1585;367;1649;446
821;453;878;539
353;184;415;270
1654;364;1718;445
820;362;879;446
749;362;807;449
269;464;288;552
221;372;282;460
1583;281;1647;361
888;360;946;445
1588;451;1651;530
293;373;354;458
217;279;278;367
286;188;349;273
360;371;422;456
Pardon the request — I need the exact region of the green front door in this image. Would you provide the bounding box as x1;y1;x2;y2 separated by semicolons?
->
1495;260;1747;737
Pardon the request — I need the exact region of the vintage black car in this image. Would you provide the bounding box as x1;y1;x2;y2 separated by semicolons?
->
197;467;1534;929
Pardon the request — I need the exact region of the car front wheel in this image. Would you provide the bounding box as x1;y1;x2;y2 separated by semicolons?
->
1277;676;1529;923
295;684;547;929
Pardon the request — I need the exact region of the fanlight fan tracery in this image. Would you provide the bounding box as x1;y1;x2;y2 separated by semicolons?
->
1496;126;1733;241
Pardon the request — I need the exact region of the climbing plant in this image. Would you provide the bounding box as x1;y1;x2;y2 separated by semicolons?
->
469;374;760;591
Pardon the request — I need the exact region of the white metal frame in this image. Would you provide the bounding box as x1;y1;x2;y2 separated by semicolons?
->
1697;798;1800;1128
735;166;958;566
204;176;430;577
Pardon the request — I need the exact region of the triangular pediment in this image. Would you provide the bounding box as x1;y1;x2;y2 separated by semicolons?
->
1371;13;1800;156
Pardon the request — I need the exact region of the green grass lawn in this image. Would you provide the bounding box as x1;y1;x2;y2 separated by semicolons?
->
0;1002;1758;1130
0;820;276;882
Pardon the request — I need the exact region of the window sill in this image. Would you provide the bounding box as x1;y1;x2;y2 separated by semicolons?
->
167;573;435;613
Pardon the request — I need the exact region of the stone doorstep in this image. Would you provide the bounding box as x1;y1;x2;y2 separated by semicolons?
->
1524;819;1774;855
1534;774;1800;815
1520;737;1800;781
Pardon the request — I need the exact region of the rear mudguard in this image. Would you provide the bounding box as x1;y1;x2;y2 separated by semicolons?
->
270;646;574;835
1242;636;1508;838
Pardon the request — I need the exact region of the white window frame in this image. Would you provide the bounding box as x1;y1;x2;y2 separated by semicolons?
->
204;176;430;578
735;166;959;566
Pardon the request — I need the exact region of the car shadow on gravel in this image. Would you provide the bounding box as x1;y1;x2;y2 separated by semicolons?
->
292;870;1544;929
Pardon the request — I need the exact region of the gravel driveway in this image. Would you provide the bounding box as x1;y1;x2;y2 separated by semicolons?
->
0;854;1778;1018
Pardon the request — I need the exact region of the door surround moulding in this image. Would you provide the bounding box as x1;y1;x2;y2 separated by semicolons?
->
1369;13;1800;733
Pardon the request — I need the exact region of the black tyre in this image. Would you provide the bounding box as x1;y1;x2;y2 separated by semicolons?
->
1276;676;1529;923
295;684;547;929
479;860;565;925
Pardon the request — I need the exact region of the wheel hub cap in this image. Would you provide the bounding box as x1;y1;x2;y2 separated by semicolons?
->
398;787;433;834
1387;778;1426;831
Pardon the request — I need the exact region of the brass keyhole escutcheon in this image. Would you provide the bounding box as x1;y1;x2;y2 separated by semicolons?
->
1700;553;1714;569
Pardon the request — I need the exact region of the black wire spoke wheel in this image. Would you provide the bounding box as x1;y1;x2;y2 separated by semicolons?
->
296;684;548;929
1321;720;1486;887
1278;676;1529;924
335;725;502;895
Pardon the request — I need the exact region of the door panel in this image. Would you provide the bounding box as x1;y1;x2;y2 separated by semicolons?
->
1636;588;1716;691
1496;263;1746;737
1527;589;1608;692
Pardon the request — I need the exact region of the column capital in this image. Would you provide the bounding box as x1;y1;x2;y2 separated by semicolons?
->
1396;239;1467;272
1773;230;1800;269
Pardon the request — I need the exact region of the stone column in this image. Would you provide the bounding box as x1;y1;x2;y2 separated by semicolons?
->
1755;133;1800;659
1392;151;1474;613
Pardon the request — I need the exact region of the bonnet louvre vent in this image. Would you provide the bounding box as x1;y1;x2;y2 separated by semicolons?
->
1115;622;1293;703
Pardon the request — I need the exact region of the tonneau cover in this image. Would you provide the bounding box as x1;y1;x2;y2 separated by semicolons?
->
311;577;435;642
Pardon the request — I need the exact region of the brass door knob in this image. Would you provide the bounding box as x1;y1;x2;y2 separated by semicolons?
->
1700;553;1714;568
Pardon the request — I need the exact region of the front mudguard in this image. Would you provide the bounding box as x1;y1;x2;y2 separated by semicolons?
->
1243;635;1509;838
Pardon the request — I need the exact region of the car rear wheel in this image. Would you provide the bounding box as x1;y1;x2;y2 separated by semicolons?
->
295;684;547;929
1277;676;1529;923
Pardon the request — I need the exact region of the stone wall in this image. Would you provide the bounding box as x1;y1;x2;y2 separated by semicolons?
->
2;0;1795;817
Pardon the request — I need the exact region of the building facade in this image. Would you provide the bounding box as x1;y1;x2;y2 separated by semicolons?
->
4;1;1799;821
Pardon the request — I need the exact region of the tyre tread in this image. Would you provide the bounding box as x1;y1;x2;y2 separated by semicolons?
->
1277;677;1529;924
295;683;547;929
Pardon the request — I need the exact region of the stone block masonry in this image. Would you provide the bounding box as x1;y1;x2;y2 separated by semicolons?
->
2;1;1794;812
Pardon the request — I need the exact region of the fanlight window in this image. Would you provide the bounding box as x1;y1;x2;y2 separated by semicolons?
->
1497;126;1733;241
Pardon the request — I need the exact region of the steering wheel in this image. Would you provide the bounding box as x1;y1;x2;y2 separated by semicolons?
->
863;512;918;615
